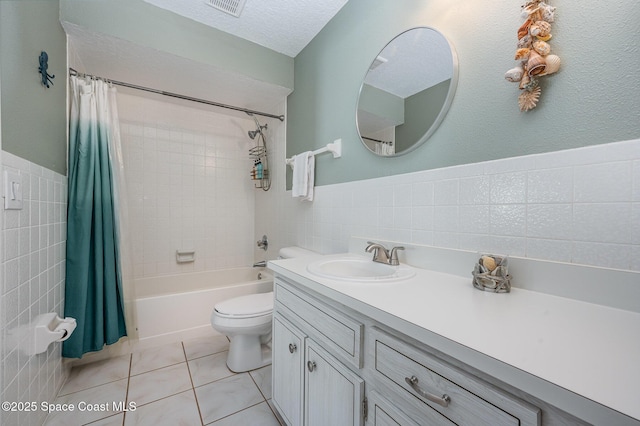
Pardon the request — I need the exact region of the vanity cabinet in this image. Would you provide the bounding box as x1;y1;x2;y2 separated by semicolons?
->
367;390;453;426
273;278;366;426
369;327;539;426
272;276;541;426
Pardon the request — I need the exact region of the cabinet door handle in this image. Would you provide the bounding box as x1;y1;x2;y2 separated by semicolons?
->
405;376;451;408
307;361;316;372
289;343;297;353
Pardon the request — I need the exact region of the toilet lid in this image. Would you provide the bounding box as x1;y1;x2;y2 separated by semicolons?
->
214;292;273;318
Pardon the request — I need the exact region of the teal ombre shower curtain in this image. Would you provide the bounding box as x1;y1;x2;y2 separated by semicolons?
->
63;75;127;358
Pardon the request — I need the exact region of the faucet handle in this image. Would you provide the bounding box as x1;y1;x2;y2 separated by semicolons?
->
389;246;405;266
365;241;390;264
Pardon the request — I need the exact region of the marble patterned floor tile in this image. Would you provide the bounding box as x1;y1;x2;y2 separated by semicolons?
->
195;373;264;424
249;365;272;400
188;351;234;387
209;401;280;426
59;355;131;396
127;362;192;407
183;334;230;360
130;341;186;376
123;390;201;426
44;379;128;426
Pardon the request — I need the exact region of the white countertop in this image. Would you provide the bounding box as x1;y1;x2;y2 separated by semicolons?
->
269;253;640;423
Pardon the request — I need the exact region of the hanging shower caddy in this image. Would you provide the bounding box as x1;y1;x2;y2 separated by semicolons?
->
249;145;269;188
248;117;270;191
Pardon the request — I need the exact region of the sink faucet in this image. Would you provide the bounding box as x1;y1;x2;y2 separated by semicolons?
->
365;242;405;266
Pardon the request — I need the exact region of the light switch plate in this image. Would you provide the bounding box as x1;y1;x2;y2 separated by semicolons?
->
4;170;23;210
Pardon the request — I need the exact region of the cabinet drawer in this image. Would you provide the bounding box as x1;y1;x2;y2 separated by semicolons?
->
275;279;363;368
371;328;540;426
368;390;454;426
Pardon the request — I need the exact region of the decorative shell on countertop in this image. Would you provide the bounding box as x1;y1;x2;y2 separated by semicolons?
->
473;254;511;293
505;66;524;82
519;86;541;111
480;255;497;271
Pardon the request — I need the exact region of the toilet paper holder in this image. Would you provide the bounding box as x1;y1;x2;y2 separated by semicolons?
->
31;313;76;355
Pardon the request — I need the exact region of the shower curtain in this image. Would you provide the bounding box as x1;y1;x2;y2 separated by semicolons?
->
63;76;127;358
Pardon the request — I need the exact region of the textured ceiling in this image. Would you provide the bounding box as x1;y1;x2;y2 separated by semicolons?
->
143;0;349;57
364;28;455;99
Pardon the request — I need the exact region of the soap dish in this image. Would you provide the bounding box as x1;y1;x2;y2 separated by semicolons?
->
472;254;511;293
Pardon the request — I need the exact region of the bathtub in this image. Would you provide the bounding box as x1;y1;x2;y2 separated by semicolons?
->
133;267;273;343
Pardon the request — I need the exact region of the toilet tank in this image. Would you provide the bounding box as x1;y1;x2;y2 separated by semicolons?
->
278;246;317;259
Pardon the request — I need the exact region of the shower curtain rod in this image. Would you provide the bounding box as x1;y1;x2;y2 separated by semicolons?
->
68;68;285;122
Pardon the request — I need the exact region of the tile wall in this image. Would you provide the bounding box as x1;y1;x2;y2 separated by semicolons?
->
265;138;640;272
117;94;260;279
1;152;68;426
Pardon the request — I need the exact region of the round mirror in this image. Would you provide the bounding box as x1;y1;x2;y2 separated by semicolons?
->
356;27;458;156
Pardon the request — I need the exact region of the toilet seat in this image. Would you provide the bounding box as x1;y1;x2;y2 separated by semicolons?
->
214;292;273;319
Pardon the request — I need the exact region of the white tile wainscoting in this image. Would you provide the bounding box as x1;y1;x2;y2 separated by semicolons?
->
268;138;640;272
1;152;69;426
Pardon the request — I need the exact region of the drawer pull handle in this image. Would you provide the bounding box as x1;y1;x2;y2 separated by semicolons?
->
307;361;317;372
289;343;297;353
405;376;451;408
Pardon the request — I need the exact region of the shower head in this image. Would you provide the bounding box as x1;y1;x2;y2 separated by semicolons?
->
248;123;268;140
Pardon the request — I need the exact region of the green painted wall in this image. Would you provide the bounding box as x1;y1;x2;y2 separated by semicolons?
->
59;0;294;91
359;84;404;126
287;0;640;187
395;79;450;153
0;0;67;175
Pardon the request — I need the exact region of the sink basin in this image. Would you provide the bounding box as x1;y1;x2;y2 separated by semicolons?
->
306;256;416;282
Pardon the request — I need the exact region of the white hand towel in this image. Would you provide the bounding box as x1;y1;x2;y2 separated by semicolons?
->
291;151;315;201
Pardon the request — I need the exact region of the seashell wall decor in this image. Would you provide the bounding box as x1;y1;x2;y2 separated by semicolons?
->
505;0;561;111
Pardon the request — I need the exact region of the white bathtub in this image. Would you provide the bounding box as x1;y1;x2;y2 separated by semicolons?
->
133;267;273;343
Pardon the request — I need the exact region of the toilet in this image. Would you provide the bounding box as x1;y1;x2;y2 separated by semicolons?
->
210;246;316;372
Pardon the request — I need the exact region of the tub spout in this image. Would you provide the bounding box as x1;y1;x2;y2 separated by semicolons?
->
252;260;266;268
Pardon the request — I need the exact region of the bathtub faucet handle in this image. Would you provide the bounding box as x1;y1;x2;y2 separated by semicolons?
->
257;235;268;251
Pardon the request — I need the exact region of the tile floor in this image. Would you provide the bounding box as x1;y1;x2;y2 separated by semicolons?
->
44;335;282;426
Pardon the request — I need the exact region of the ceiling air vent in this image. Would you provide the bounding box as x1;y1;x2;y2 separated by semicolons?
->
204;0;247;17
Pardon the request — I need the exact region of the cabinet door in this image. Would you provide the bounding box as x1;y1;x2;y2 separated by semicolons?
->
305;340;365;426
273;314;306;426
